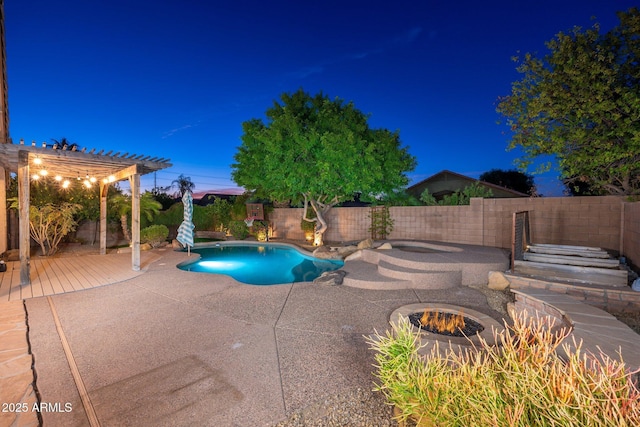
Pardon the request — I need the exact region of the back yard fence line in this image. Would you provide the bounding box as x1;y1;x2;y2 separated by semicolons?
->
269;196;640;272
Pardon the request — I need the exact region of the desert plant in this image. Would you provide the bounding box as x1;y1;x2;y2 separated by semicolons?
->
140;224;169;247
367;313;640;426
228;220;249;240
27;203;82;256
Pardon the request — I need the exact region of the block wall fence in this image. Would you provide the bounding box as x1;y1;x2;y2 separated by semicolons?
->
269;196;640;270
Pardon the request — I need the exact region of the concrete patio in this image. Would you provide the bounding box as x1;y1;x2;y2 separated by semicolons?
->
1;244;639;426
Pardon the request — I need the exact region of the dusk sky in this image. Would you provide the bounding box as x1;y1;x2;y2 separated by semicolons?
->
4;1;636;197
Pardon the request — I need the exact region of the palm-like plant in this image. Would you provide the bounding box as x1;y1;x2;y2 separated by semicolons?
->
111;192;162;244
171;174;195;198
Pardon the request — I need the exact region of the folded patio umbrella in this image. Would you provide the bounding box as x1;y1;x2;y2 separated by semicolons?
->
176;190;195;255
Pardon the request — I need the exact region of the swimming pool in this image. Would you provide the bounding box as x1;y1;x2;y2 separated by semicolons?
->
177;242;344;285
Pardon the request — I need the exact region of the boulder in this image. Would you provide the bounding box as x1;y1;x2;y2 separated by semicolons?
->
141;243;153;251
357;238;374;250
313;246;342;260
313;270;347;286
487;271;510;291
344;250;363;261
171;239;182;249
377;242;393;250
337;245;358;258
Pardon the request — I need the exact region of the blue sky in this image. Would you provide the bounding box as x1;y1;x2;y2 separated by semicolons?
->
4;1;636;197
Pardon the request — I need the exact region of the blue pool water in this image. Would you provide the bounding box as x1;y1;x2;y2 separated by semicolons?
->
177;243;344;285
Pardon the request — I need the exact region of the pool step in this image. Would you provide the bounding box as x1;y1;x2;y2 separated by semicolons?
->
341;260;412;290
341;259;461;290
377;260;460;289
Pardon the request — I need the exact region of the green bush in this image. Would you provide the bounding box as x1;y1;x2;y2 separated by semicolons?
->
421;182;494;206
153;203;184;227
367;313;640;426
252;220;269;241
140;224;169;247
228;220;249;239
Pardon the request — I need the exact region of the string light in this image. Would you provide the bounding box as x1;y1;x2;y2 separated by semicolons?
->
28;159;112;189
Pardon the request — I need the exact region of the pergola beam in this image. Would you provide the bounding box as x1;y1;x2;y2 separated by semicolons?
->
2;144;171;285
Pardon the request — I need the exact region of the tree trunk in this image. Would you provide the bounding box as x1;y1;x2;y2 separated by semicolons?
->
309;199;331;246
120;214;131;244
313;209;328;246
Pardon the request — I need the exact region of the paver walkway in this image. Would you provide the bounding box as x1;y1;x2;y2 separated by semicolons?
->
0;300;39;427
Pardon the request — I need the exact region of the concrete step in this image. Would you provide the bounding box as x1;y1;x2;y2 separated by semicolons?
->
377;260;460;289
513;260;628;287
341;260;412;290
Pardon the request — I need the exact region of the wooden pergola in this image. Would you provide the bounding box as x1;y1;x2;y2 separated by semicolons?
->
0;140;172;285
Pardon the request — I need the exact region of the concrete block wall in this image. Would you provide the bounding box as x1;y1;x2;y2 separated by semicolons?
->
388;200;483;244
623;201;640;270
481;196;623;252
269;197;633;257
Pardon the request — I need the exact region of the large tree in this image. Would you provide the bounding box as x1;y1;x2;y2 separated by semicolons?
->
479;168;536;195
232;89;416;245
497;8;640;196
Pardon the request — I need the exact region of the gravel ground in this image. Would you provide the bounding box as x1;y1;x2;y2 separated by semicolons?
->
273;388;398;427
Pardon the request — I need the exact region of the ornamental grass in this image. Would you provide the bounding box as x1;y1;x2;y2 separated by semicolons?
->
367;313;640;426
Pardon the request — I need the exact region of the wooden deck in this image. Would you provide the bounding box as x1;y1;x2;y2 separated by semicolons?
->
0;251;162;302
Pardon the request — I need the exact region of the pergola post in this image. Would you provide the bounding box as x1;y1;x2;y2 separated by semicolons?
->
99;181;108;255
17;150;30;285
0;167;7;255
129;173;140;271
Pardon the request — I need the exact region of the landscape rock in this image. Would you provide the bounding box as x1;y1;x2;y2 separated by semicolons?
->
344;250;363;261
313;246;342;260
357;238;374;250
313;270;347;286
488;271;510;290
377;242;393;250
337;245;358;257
140;243;153;251
171;239;182;249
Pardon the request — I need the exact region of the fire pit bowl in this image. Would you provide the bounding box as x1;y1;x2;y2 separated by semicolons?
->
390;303;505;348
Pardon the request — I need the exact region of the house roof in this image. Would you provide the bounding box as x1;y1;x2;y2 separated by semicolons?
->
407;170;530;198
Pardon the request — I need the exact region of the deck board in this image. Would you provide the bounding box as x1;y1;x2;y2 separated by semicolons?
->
0;251;162;302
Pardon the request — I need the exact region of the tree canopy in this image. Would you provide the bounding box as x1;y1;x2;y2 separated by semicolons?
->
232;89;416;244
479;168;536;195
496;8;640;196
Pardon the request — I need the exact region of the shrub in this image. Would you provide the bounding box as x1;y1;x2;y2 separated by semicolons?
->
252;220;269;242
420;182;494;206
368;205;394;239
23;202;82;256
228;220;249;240
140;224;169;247
367;313;640;426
